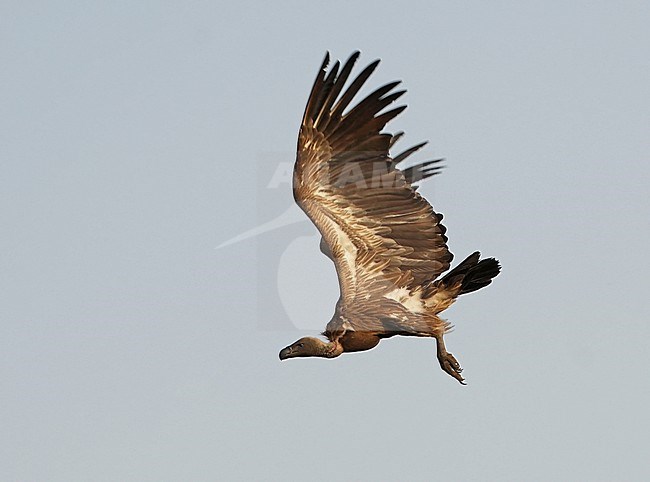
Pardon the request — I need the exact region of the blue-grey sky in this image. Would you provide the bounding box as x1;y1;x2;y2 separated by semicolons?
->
2;1;649;480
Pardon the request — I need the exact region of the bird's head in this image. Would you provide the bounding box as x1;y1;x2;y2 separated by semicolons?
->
279;336;341;359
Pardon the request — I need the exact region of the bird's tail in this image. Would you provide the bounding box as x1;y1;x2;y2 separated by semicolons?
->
440;251;501;295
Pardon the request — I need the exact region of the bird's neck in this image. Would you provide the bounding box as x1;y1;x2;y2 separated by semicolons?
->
311;338;344;358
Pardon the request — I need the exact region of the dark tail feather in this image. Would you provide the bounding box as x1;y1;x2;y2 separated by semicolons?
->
440;251;501;295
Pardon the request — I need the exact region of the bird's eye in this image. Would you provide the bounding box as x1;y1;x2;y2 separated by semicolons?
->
296;343;304;349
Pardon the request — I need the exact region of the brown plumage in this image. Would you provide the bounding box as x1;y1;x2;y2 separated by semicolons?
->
278;52;500;384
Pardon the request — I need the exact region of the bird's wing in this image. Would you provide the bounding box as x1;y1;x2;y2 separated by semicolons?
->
294;52;452;305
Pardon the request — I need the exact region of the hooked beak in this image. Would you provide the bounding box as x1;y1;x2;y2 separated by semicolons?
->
279;346;293;360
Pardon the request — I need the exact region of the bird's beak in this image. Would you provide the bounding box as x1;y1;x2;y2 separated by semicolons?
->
279;346;292;360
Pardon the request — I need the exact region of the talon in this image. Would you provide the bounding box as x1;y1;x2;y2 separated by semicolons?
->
437;350;465;384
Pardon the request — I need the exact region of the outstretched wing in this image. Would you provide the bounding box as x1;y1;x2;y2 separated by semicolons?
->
293;52;452;304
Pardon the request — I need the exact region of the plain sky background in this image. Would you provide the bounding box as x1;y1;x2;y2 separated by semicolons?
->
2;1;649;480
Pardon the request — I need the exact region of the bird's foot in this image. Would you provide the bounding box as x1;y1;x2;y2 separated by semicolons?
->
437;350;466;385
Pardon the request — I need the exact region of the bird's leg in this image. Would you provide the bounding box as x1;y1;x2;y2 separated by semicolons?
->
435;335;465;385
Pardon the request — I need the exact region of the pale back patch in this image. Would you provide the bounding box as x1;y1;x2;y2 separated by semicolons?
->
384;286;426;313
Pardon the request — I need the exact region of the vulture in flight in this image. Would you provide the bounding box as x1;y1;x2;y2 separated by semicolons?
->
279;52;500;383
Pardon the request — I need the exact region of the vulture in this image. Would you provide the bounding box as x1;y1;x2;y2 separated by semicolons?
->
278;52;500;383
